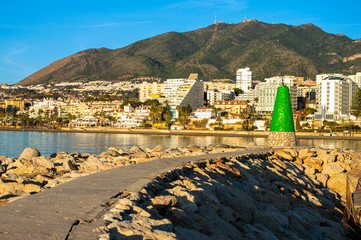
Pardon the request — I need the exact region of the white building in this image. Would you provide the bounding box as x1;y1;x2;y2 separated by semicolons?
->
170;74;204;119
236;67;252;93
348;72;361;88
236;88;258;105
315;76;358;121
138;82;164;102
163;79;186;99
206;90;235;105
204;82;236;91
255;76;298;114
191;107;214;120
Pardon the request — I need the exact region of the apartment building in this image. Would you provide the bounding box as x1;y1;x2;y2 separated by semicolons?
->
255;76;298;114
315;76;358;121
206;90;235;105
138;82;164;101
236;67;252;93
204;82;237;91
170;74;204;119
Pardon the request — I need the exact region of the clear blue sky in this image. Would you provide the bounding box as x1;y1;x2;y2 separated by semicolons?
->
1;0;360;84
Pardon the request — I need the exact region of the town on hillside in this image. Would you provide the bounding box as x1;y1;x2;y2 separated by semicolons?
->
1;69;361;133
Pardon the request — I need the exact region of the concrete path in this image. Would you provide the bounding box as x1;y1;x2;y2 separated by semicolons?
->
0;149;271;240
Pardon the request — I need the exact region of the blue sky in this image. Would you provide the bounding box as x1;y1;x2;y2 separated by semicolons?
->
0;0;360;84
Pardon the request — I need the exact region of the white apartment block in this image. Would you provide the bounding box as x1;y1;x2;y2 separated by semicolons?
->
163;79;186;99
255;76;298;114
138;82;164;102
206;90;235;105
171;74;204;109
236;88;258;105
315;76;358;121
236;67;252;93
170;74;204;119
348;72;361;88
204;82;237;91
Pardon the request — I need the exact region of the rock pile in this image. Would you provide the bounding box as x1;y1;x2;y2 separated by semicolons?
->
0;145;245;204
95;148;360;240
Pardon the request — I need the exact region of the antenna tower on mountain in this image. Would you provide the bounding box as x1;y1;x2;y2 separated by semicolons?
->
214;11;217;24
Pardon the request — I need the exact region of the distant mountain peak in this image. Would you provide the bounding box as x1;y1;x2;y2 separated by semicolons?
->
17;22;361;86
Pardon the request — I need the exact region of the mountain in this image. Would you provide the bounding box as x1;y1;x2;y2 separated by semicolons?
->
17;21;361;85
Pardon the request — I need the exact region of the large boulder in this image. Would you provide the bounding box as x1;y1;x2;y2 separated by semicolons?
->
322;162;345;175
19;148;41;160
327;173;348;196
298;149;316;160
304;157;323;172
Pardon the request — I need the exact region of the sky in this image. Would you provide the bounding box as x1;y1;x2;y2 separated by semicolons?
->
0;0;360;84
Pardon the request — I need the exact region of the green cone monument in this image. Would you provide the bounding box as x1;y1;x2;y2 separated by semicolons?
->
268;85;297;147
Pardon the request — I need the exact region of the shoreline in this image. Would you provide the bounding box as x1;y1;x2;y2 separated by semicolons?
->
1;126;361;140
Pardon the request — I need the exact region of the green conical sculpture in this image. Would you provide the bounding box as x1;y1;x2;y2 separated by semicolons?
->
270;85;295;132
268;85;296;147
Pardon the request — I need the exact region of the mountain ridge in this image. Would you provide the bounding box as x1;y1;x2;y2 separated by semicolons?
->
17;21;361;85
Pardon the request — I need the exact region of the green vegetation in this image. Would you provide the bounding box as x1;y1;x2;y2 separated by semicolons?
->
350;89;361;119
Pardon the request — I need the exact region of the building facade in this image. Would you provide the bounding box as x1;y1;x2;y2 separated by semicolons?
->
315;76;358;121
236;68;252;93
255;76;298;114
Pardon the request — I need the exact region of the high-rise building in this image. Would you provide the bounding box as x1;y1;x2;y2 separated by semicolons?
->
163;79;186;99
236;68;252;93
315;76;358;121
170;74;204;119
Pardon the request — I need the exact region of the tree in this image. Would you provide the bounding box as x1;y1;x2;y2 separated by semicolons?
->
215;116;222;129
303;107;316;116
164;110;172;129
233;88;243;96
350;89;361;119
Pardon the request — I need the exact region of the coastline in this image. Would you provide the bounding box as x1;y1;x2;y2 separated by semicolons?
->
1;126;361;140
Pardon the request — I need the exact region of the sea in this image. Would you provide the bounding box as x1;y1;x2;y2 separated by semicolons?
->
0;130;360;158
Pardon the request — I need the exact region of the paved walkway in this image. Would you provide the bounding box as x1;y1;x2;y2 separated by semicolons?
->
0;149;271;240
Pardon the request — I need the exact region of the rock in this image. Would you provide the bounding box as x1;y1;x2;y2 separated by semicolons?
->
322;162;345;175
327;173;347;196
151;195;179;209
19;148;41;160
315;173;329;187
32;156;54;169
166;186;198;213
99;152;112;158
275;150;293;161
174;226;211;240
0;165;5;174
55;159;78;172
129;146;143;153
132;206;151;217
304;157;323;172
304;167;316;176
131;151;148;159
23;184;42;193
298;149;315;160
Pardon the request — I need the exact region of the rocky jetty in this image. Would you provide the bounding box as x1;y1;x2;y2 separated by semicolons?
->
94;148;361;240
0;145;245;204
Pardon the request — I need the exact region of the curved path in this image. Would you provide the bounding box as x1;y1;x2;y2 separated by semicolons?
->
0;148;271;240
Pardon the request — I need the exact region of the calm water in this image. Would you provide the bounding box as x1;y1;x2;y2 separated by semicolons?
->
0;130;360;158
